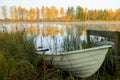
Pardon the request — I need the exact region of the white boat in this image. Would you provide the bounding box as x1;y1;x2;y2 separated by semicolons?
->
42;45;111;78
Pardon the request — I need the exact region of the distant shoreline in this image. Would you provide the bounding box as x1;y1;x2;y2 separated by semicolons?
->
0;19;120;24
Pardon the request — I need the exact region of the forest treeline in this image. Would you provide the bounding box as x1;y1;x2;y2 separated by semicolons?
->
1;6;120;21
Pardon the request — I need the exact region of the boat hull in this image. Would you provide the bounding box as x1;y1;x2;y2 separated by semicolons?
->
45;45;111;78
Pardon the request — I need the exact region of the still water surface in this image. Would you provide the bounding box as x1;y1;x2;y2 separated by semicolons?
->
0;22;120;53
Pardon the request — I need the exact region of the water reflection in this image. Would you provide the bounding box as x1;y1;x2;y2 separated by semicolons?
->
0;23;120;53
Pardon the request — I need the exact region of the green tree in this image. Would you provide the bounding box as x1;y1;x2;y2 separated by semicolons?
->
75;6;84;20
97;9;104;20
66;7;71;16
87;10;93;20
103;9;109;20
70;7;75;20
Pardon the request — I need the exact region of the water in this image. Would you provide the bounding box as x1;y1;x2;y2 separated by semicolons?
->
0;22;120;54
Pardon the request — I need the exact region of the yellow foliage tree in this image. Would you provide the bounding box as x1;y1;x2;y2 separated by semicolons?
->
46;7;51;19
36;7;39;20
29;8;35;20
54;9;58;21
109;9;114;20
60;7;64;17
115;9;120;20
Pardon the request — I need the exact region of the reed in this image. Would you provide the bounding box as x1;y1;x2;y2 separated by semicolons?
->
0;32;66;80
62;27;84;52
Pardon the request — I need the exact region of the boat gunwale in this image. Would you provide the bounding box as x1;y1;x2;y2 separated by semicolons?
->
45;45;112;56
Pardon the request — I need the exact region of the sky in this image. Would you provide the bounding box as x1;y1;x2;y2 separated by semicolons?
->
0;0;120;10
0;0;120;18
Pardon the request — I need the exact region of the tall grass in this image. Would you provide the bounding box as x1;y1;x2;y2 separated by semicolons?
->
0;32;63;80
62;27;87;52
0;32;37;79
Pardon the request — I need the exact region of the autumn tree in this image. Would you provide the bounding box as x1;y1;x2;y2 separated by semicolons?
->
115;8;120;20
41;6;45;19
18;6;21;19
29;8;35;20
87;10;92;20
3;5;120;21
36;7;39;20
18;6;25;19
50;6;56;18
46;7;51;19
23;8;28;20
13;6;18;19
54;9;58;19
26;10;30;20
9;6;14;19
60;7;64;17
1;6;7;19
109;9;115;20
83;8;88;21
93;10;98;20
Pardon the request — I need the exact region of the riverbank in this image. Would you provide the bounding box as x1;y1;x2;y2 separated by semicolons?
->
0;20;120;25
0;19;120;23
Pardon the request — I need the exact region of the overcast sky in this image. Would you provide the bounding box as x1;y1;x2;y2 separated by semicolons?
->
0;0;120;19
0;0;120;10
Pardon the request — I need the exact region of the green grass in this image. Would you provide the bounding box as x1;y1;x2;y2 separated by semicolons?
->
0;32;63;80
0;32;37;80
